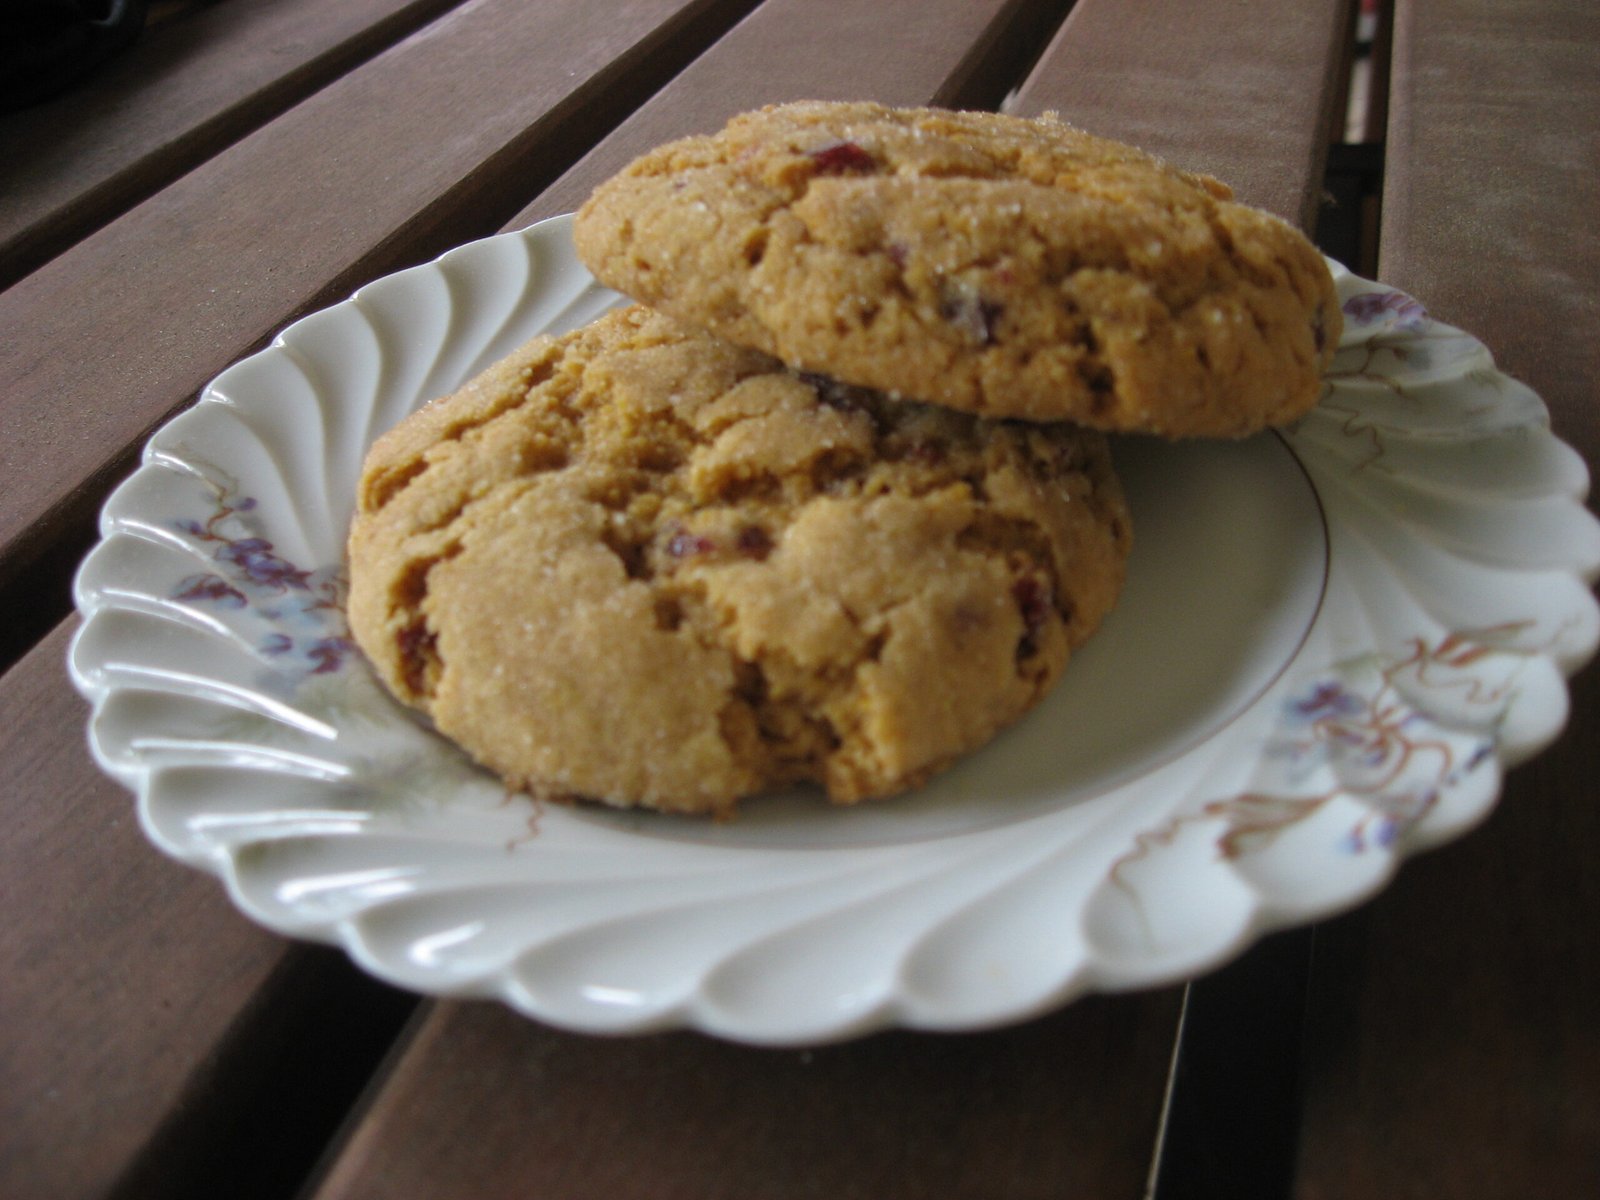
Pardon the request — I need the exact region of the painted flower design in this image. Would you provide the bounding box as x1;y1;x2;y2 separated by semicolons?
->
215;537;313;591
1289;680;1366;722
173;574;247;608
1113;625;1518;892
1342;288;1428;332
170;473;354;682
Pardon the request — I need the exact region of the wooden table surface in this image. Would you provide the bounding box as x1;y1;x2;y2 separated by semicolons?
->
2;1;1596;1196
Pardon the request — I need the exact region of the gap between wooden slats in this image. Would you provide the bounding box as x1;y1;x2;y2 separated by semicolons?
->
0;0;469;291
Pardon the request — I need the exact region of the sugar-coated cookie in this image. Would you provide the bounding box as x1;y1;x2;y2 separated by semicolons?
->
575;101;1340;437
346;305;1131;815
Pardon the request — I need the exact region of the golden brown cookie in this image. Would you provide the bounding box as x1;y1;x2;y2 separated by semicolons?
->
346;305;1132;816
574;101;1341;437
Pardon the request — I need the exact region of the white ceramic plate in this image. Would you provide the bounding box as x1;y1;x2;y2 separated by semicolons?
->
70;215;1600;1044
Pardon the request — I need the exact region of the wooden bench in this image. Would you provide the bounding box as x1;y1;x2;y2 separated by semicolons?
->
2;2;1594;1195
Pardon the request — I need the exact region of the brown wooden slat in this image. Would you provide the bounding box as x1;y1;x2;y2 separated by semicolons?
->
509;0;1073;227
1007;0;1354;229
309;4;1192;1198
1375;0;1599;397
0;623;287;1198
312;993;1184;1200
1293;2;1600;1194
0;0;756;617
0;0;466;290
0;622;418;1200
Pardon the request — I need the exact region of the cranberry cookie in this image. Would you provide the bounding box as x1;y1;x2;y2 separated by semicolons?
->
346;306;1131;816
574;101;1340;437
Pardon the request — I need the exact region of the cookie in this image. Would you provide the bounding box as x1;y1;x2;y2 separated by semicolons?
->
574;101;1341;437
346;305;1132;816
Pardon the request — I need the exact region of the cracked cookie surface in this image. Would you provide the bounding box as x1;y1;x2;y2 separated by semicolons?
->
574;101;1342;437
346;305;1132;816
